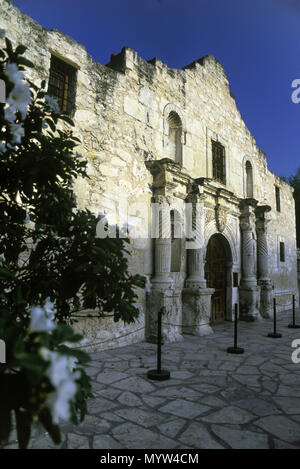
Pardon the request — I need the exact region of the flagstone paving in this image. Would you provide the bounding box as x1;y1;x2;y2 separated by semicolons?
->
4;312;300;449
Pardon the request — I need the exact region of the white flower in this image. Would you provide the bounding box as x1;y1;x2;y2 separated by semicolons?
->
49;379;77;423
24;212;30;224
0;29;5;39
0;142;6;153
5;63;25;87
0;253;5;263
29;298;57;333
40;347;80;423
9;122;24;144
6;143;16;150
44;94;59;113
4;106;16;124
7;82;31;119
43;297;56;321
48;353;70;387
67;356;78;372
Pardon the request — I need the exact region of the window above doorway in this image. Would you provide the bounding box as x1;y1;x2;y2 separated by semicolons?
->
48;54;77;115
212;140;226;185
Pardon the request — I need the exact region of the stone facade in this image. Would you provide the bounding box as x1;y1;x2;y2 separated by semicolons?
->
1;0;298;350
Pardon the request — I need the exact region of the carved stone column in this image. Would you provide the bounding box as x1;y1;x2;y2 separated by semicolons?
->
186;248;206;287
256;205;273;318
182;186;214;336
151;200;173;289
239;199;261;321
148;195;182;343
185;192;207;289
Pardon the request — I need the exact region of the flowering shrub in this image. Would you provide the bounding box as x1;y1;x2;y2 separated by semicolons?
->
0;32;145;448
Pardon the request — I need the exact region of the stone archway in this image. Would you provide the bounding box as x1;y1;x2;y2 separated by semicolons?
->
204;233;233;322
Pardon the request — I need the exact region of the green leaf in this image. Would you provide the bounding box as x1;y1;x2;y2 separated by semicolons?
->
57;345;90;364
15;44;27;55
39;408;61;445
17;57;34;68
15;409;31;449
59;114;74;126
45;118;56;132
0;406;11;444
0;267;15;279
5;37;13;56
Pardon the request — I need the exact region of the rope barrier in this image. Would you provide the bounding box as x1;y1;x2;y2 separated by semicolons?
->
72;325;145;349
72;293;298;350
162;321;198;327
275;301;293;308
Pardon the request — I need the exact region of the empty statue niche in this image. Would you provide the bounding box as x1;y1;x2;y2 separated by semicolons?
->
167;111;182;164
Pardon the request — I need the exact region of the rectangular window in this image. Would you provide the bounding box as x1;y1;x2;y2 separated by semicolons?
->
48;55;77;114
275;186;281;212
279;242;285;262
212;140;226;184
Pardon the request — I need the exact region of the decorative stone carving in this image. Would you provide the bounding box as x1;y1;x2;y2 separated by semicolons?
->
182;287;215;336
239;199;257;287
215;204;227;233
255;205;271;284
255;205;273;318
205;209;215;224
239;198;261;321
146;287;183;343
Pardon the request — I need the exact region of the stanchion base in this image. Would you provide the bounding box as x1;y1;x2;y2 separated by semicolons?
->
227;346;244;354
288;324;300;329
147;369;170;381
267;333;282;338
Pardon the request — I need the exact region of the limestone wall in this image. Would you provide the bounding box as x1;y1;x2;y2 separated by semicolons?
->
0;0;298;349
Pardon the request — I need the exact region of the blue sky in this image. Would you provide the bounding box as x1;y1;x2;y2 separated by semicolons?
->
13;0;300;178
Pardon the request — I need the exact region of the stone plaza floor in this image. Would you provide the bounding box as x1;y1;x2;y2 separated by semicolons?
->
4;311;300;449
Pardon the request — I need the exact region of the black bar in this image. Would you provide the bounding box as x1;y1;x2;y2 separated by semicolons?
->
268;297;282;338
273;297;276;334
157;308;162;372
293;295;295;326
288;294;300;328
147;308;170;380
227;303;244;354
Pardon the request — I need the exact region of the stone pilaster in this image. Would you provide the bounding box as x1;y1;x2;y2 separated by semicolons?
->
186;248;206;287
148;195;182;343
183;185;214;335
151;199;173;289
256;205;273;318
146;288;183;343
239;198;261;321
185;190;207;288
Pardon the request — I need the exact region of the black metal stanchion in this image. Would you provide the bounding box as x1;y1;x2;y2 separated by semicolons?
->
227;304;244;354
288;295;300;329
147;308;170;381
268;298;282;338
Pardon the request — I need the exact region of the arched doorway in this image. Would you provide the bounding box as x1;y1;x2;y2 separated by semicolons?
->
205;233;232;322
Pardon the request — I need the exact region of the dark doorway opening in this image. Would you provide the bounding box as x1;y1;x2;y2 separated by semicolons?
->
205;233;232;322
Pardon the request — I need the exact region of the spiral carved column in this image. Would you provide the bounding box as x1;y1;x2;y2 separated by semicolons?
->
239;199;261;320
256;205;272;318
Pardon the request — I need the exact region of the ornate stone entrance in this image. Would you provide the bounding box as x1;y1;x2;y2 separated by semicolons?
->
204;233;232;322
